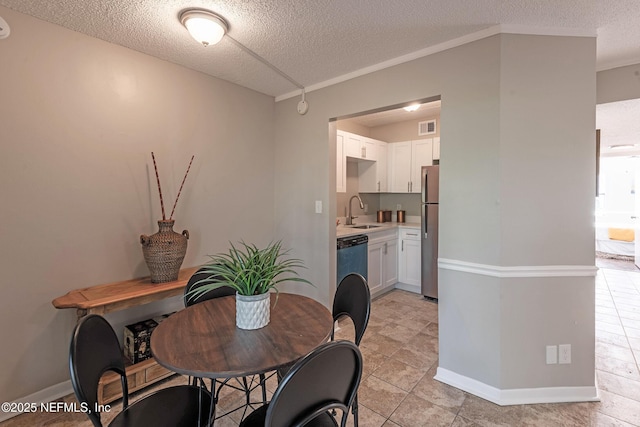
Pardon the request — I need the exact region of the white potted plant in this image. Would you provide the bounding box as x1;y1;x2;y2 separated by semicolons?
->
186;241;312;329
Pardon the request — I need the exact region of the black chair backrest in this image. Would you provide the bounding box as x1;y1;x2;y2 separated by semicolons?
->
265;340;363;427
69;314;128;427
332;273;371;345
183;267;235;307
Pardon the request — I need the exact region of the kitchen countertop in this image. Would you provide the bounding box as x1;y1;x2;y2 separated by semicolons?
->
336;222;420;238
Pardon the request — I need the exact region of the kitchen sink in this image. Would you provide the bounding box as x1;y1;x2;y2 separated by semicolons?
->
350;225;381;229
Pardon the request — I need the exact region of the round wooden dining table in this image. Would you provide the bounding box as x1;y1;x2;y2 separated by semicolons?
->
150;292;333;380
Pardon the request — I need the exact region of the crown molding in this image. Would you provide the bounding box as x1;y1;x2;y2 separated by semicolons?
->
276;24;595;102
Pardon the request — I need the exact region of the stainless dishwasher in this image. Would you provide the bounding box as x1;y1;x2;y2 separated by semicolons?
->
337;234;368;284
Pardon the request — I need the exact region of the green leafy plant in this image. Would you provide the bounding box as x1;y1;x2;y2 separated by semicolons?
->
186;240;313;303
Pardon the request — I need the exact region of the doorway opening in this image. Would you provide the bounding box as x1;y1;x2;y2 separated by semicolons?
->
332;95;441;298
595;99;640;272
334;96;441;226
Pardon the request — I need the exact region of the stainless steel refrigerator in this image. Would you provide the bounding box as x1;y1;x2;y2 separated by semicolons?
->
421;165;439;299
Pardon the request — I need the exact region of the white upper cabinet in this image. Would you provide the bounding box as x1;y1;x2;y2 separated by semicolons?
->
358;140;388;193
376;140;388;192
388;141;413;193
338;130;436;194
389;139;433;193
410;139;433;193
432;137;441;161
344;132;362;158
362;137;377;161
342;131;376;161
336;130;386;193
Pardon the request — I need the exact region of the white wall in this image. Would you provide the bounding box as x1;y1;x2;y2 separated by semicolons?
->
0;6;275;403
596;63;640;104
273;33;597;403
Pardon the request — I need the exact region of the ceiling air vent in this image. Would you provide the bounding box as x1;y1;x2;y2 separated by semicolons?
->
418;120;436;136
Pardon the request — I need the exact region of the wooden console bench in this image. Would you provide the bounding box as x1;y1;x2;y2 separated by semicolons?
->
52;266;199;403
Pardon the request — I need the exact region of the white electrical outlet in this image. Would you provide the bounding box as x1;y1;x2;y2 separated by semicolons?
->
559;344;571;364
364;204;368;213
546;345;558;364
396;204;402;210
315;200;322;214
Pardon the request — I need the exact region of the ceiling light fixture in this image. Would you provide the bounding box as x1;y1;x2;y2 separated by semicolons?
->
180;10;228;47
0;15;10;39
609;144;636;149
403;104;420;112
179;8;309;115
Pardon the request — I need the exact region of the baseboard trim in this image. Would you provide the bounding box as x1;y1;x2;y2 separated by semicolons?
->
434;367;600;406
394;282;421;294
0;380;74;422
438;258;598;278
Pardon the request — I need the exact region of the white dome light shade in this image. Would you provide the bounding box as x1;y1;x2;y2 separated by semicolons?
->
180;10;228;47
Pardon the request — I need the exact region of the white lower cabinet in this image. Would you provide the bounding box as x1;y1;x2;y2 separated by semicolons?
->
398;229;421;289
367;230;398;297
384;238;398;288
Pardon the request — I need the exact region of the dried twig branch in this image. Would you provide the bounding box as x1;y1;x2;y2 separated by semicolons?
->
151;152;166;220
170;155;195;220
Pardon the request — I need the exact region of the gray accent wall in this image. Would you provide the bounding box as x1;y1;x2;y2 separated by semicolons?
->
0;6;275;403
274;33;598;396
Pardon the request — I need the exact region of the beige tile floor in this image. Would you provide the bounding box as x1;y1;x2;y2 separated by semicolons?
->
3;263;640;426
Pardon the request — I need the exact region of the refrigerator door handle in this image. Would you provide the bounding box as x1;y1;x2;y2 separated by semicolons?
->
424;172;428;202
422;202;428;239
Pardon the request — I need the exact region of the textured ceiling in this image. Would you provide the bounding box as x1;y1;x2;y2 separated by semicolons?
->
1;1;639;156
597;99;640;157
1;0;640;99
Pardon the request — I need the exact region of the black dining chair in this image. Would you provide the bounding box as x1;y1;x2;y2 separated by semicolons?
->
331;272;370;427
69;314;212;427
274;273;370;425
183;268;268;416
332;273;371;346
182;267;236;307
239;340;363;427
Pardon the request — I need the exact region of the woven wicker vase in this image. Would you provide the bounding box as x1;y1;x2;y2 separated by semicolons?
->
140;220;189;283
236;292;270;330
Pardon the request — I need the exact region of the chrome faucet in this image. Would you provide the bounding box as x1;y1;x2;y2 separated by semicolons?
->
346;195;364;225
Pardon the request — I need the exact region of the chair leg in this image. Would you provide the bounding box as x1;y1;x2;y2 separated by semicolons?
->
208;379;217;426
242;377;251;406
352;394;359;427
259;373;267;402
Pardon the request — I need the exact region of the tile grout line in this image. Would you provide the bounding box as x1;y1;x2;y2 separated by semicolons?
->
605;270;640;378
607;273;640;373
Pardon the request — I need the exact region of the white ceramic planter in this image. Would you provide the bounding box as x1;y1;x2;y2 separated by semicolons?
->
236;292;270;330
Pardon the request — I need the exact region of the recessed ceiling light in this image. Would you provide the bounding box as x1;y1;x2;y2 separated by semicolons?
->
403;104;420;112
